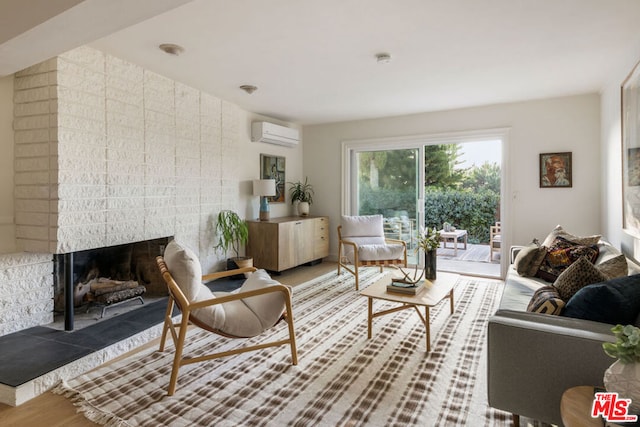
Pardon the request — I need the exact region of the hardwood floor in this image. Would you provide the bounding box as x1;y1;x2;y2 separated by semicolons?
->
0;262;338;427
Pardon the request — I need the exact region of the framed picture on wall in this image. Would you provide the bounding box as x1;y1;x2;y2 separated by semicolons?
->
539;152;572;188
622;58;640;237
260;154;285;203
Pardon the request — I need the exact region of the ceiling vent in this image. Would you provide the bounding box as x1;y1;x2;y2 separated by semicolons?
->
251;122;299;147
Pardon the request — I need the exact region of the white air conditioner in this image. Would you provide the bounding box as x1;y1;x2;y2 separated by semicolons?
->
251;122;299;147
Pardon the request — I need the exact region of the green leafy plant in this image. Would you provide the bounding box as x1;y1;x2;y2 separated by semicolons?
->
213;210;249;259
415;226;441;252
603;324;640;364
288;177;314;204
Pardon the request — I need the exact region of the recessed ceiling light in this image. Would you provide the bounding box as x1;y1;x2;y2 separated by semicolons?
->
376;53;392;64
159;43;185;56
240;85;258;94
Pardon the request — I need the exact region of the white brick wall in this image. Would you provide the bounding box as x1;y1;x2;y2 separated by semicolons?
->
6;46;242;335
14;46;240;261
0;252;53;336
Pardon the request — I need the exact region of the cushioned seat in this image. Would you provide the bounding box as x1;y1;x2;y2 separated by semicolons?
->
337;214;407;290
157;240;297;395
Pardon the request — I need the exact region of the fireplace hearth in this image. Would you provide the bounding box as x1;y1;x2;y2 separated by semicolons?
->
53;237;172;330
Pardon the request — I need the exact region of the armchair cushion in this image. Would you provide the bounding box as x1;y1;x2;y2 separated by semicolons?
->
164;240;286;338
341;214;384;237
358;243;406;262
340;236;405;262
164;240;202;301
238;269;287;331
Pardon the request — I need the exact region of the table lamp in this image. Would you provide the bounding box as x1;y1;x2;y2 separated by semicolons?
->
253;179;276;221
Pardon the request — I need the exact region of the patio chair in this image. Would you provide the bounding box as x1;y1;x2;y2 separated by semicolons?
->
337;214;407;290
156;240;297;395
489;221;501;261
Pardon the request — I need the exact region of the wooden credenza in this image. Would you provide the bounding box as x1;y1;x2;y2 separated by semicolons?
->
247;216;329;272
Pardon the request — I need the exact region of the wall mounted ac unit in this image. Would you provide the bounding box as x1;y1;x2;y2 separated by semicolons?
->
251;122;299;147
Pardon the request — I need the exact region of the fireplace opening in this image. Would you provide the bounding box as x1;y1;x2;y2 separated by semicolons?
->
53;237;172;330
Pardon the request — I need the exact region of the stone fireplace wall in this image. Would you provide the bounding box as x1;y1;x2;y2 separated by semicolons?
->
13;45;241;260
1;46;244;337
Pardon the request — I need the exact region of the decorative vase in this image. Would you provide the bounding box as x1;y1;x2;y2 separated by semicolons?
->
604;360;640;413
424;249;437;280
298;201;310;216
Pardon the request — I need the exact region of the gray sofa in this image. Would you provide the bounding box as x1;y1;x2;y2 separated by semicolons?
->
487;241;640;426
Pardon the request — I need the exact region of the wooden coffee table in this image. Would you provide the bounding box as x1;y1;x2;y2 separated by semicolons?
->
359;271;458;352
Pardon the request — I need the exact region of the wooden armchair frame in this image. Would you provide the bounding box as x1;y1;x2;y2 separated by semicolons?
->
489;222;501;261
337;225;408;291
156;256;298;395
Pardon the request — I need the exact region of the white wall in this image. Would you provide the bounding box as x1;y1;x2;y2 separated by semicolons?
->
600;53;640;263
303;94;602;262
0;75;16;253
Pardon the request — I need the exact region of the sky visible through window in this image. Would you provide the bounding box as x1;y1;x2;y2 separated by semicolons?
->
456;140;501;169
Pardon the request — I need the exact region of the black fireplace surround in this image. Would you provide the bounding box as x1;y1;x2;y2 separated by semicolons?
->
53;237;172;331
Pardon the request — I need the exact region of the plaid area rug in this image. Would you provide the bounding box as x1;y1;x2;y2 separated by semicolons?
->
55;269;519;426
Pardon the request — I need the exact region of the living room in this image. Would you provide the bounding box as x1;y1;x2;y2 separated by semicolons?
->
1;1;640;425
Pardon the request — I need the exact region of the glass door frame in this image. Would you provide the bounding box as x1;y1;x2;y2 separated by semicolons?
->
341;128;511;278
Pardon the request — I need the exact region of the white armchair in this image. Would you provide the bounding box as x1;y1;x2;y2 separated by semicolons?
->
157;240;297;395
337;214;407;290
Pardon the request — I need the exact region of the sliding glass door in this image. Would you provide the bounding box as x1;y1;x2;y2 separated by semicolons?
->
353;148;420;265
344;128;507;278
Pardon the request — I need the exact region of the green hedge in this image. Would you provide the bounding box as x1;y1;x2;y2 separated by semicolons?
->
359;187;499;244
424;189;499;243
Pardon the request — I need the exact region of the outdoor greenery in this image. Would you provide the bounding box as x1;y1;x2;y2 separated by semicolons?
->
424;189;499;243
358;143;500;244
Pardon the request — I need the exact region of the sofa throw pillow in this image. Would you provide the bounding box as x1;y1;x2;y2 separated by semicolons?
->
597;254;629;280
541;225;601;248
535;236;599;283
526;286;565;315
553;256;609;301
561;274;640;325
514;244;547;277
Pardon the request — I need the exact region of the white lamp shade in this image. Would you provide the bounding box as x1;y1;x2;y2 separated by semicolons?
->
253;179;276;197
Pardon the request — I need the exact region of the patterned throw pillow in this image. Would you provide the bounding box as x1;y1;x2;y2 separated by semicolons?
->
535;236;599;282
514;244;547;277
597;254;629;279
526;286;565;315
541;225;601;247
553;256;609;301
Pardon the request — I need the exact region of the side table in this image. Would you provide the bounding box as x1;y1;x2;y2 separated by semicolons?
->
560;386;603;427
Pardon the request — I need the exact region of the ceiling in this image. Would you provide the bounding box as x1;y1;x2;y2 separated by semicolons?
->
3;0;640;125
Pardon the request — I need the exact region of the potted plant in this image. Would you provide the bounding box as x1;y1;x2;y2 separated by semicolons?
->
602;324;640;413
415;226;441;280
214;210;252;270
288;177;314;216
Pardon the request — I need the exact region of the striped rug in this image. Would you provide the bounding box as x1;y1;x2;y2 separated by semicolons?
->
55;269;520;426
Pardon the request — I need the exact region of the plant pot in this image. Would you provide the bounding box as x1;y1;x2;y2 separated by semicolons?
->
424;249;437;280
604;359;640;413
298;201;310;216
227;257;253;279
